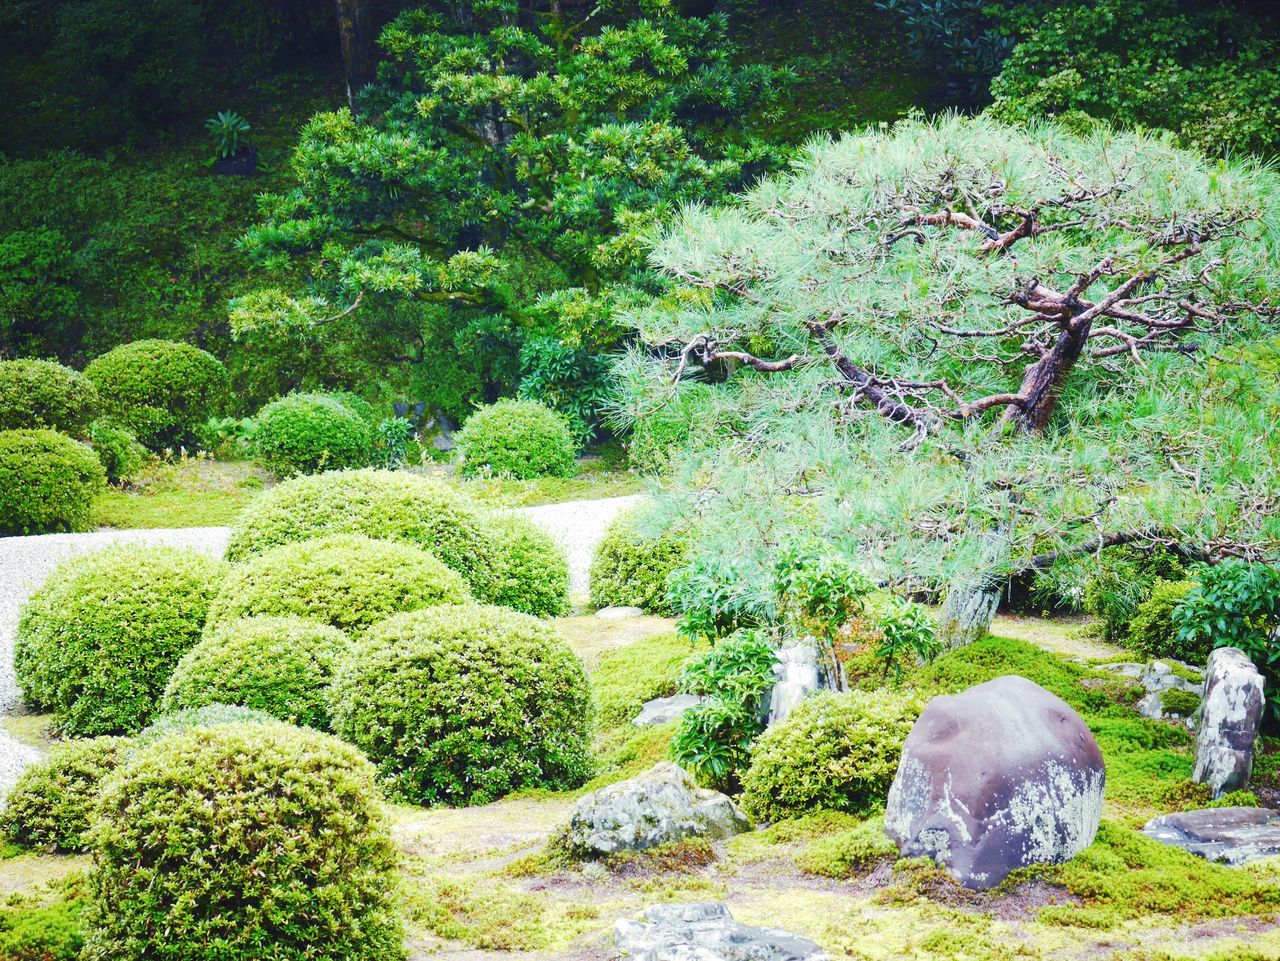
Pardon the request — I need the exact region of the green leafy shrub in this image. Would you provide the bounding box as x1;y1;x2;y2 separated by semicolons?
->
0;897;85;961
88;419;146;485
133;704;275;748
372;416;414;469
483;513;570;617
162;616;350;730
795;815;898;878
83;339;229;449
0;736;129;851
252;392;374;477
1083;548;1188;643
590;509;691;615
0;429;105;534
14;545;225;735
329;604;592;805
1129;579;1199;662
208;534;470;636
740;689;921;823
0;358;98;434
85;722;405;960
456;399;577;480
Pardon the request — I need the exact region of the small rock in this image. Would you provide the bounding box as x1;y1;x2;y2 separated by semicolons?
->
1093;662;1147;680
1138;659;1203;695
1143;807;1280;866
885;675;1105;889
560;762;749;857
633;694;704;727
1194;647;1265;797
596;606;646;620
614;902;827;961
767;643;821;726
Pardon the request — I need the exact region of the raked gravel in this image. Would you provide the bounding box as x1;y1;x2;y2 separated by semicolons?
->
0;493;641;799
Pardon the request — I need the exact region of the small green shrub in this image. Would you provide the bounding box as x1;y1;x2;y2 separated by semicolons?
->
795;815;898;878
0;358;98;434
330;604;592;805
85;722;405;961
740;689;922;823
134;704;275;747
1084;548;1188;643
88;419;146;485
325;390;379;424
1;736;130;851
593;632;706;729
483;512;570;617
456;399;577;479
590;509;690;615
0;429;105;534
0;898;85;961
208;534;470;636
83;339;229;449
14;545;225;735
253;392;374;477
162;616;350;730
1129;579;1199;662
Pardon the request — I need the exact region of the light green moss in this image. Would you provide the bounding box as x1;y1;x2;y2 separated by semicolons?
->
796;816;897;879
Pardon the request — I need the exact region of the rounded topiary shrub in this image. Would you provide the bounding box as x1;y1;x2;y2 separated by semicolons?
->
83;339;229;449
590;509;691;615
14;545;226;735
0;736;130;852
253;393;374;478
330;604;592;805
0;429;106;535
134;704;275;748
208;534;471;636
1128;578;1201;663
88;420;147;485
456;399;577;479
162;616;350;729
0;359;99;435
484;512;570;617
740;689;922;823
84;722;404;961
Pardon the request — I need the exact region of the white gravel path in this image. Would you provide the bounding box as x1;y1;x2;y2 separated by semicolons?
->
0;494;641;798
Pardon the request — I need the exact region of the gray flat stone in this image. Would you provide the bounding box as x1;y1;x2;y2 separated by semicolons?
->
1143;807;1280;865
615;902;827;961
596;606;646;620
633;694;704;727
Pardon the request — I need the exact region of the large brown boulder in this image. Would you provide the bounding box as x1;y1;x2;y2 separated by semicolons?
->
885;675;1105;889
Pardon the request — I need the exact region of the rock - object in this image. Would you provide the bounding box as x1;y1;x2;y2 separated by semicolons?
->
1135;659;1203;723
596;606;646;620
885;674;1106;889
1143;807;1280;866
633;694;704;727
1193;647;1265;797
767;643;821;726
560;762;749;857
615;903;827;961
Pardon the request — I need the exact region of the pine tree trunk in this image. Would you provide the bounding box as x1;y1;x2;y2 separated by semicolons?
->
937;576;1003;649
335;0;374;113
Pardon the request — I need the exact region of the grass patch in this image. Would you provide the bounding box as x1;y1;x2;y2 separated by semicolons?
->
796;815;897;879
401;876;601;951
95;457;269;529
591;632;706;729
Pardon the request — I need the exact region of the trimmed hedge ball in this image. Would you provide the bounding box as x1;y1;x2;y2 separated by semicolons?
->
84;722;405;961
83;339;229;449
88;420;147;485
162;616;350;729
740;689;922;823
484;512;570;617
0;736;130;852
589;508;690;615
14;545;226;736
134;704;275;748
456;399;577;479
253;393;374;478
330;604;592;805
0;359;99;435
208;534;471;636
0;429;106;535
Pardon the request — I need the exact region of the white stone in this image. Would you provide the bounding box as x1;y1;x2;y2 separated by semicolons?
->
1194;647;1265;798
615;902;827;961
766;642;820;726
596;606;646;620
633;694;704;727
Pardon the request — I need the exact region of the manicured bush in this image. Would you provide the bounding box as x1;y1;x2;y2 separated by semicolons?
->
590;509;690;615
325;390;379;424
1128;579;1199;663
456;399;577;479
88;419;146;485
208;534;470;636
330;604;592;805
14;545;225;735
740;689;922;823
0;736;129;852
134;704;275;748
252;392;374;478
484;512;570;617
83;339;229;449
162;616;350;730
0;898;85;961
0;429;105;534
84;722;405;961
0;359;98;434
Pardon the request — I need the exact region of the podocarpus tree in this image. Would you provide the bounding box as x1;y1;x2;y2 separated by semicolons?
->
233;0;788;428
618;115;1280;645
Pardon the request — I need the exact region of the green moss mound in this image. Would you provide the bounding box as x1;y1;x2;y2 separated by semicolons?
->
0;359;98;434
253;393;374;477
83;339;229;449
14;545;226;735
162;616;350;729
1129;578;1201;663
740;688;921;823
0;429;106;534
592;632;705;728
0;736;130;852
134;704;276;747
330;604;592;805
795;815;898;878
208;534;471;636
456;399;577;480
0;898;85;961
483;512;570;617
589;508;690;615
84;722;405;961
